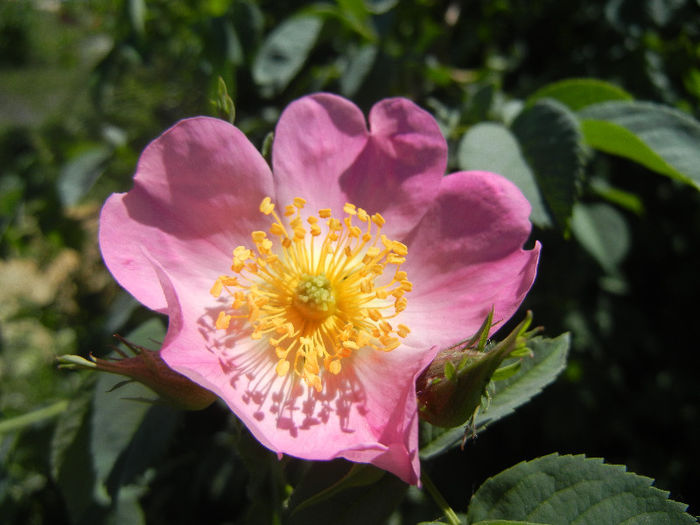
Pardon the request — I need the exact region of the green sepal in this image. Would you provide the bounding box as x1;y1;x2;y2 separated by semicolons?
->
211;76;236;124
58;336;217;411
416;311;535;428
490;360;522;382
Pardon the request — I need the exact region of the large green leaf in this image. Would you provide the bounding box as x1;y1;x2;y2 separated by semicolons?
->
252;15;323;95
512;100;585;229
420;334;570;459
579;101;700;190
466;454;696;524
474;334;570;430
457;122;552;228
90;318;167;502
53;318;180;522
527;78;632;111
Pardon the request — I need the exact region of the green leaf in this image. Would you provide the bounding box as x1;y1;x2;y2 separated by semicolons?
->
340;43;378;96
90;318;167;501
50;392;91;479
589;177;644;215
579;101;700;190
91;370;153;503
53;395;99;523
466;454;696;524
288;461;384;515
335;0;377;40
286;460;407;525
512;99;585;230
570;202;630;273
474;334;569;431
527;78;632;111
364;0;399;14
420;334;569;459
252;15;323;95
0;400;68;435
302;1;376;41
57;145;111;207
105;404;180;494
457;122;552;228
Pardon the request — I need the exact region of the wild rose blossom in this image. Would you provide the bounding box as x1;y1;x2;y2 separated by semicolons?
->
99;93;540;484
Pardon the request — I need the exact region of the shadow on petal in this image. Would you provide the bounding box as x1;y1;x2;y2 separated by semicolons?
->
195;303;370;445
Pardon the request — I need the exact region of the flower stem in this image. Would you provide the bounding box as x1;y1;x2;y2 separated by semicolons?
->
421;470;462;525
0;400;69;435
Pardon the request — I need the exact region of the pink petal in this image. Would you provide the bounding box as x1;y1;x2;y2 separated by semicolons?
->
99;117;274;312
272;94;447;238
401;171;541;349
343;343;441;484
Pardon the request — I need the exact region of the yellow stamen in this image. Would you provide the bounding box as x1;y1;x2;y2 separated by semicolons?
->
211;196;412;392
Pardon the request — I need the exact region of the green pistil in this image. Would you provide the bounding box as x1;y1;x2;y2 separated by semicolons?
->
294;273;336;319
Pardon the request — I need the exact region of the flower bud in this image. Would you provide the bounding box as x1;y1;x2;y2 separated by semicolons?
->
58;336;217;411
416;310;536;428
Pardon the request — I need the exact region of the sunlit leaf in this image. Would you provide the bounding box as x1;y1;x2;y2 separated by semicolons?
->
527;78;632;111
252;15;323;95
466;454;696;524
579;101;700;190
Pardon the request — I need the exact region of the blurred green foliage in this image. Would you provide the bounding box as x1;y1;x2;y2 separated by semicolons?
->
1;0;699;523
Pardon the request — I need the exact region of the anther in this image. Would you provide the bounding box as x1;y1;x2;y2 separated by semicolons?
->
260;197;275;215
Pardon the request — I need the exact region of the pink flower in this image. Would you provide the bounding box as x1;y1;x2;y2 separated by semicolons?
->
99;93;540;485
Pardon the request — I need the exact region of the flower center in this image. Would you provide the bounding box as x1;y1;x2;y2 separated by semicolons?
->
293;273;336;320
210;196;412;392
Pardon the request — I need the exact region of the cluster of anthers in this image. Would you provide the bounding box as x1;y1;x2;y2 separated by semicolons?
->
210;196;412;392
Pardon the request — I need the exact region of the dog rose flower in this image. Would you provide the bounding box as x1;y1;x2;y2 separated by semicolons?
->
99;93;540;484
